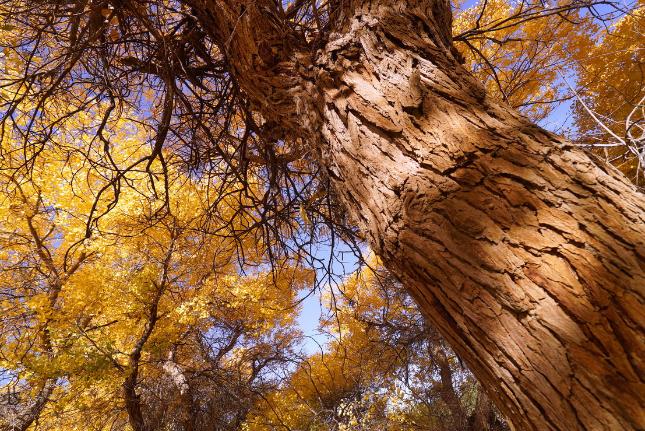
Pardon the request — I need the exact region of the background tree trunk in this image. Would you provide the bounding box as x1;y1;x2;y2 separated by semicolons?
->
431;342;467;430
186;0;645;429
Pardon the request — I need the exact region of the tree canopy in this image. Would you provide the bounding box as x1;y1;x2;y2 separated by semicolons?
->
0;0;643;429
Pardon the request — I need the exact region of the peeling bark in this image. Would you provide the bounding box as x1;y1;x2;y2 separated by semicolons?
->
186;1;645;429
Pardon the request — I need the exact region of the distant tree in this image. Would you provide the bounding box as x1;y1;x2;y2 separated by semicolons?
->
247;264;509;431
0;123;309;431
574;5;644;184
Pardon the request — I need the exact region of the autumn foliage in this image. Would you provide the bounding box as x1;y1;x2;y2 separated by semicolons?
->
0;0;642;430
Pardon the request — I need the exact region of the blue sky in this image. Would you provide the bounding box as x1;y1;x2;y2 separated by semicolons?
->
295;242;363;354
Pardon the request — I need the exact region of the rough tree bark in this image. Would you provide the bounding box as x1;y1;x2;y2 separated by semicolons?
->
185;0;645;429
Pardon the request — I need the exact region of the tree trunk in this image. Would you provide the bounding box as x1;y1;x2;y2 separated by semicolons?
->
3;380;55;431
186;0;645;429
430;340;466;430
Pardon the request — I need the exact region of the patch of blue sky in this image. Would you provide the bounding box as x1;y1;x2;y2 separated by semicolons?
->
295;239;365;354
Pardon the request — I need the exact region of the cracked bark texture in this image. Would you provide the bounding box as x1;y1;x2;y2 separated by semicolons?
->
186;0;645;429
